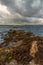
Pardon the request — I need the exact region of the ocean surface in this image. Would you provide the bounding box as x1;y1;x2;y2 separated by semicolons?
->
0;25;43;43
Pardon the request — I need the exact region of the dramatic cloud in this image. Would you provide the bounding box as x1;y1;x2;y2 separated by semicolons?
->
0;4;11;18
0;0;43;25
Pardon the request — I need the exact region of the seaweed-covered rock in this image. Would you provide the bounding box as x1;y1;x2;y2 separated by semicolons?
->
0;30;43;65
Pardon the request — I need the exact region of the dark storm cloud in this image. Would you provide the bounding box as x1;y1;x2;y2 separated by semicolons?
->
0;0;43;18
0;0;43;25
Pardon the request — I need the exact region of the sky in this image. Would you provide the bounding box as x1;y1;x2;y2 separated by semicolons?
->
0;0;43;25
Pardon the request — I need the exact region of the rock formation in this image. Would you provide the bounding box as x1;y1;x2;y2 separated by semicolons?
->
0;30;43;65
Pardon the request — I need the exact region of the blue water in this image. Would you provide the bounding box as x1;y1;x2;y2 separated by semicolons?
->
0;25;43;43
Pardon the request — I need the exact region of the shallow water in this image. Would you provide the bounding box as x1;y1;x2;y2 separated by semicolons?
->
0;25;43;43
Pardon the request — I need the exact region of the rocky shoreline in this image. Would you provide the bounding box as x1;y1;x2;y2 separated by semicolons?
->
0;30;43;65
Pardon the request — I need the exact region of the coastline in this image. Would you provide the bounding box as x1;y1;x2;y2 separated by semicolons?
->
0;30;43;65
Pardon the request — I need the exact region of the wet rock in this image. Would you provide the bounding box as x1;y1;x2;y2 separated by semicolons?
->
0;30;43;65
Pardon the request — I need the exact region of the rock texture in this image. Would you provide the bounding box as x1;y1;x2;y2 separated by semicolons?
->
0;30;43;65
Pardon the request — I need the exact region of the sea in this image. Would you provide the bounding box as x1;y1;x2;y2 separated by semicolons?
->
0;25;43;43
